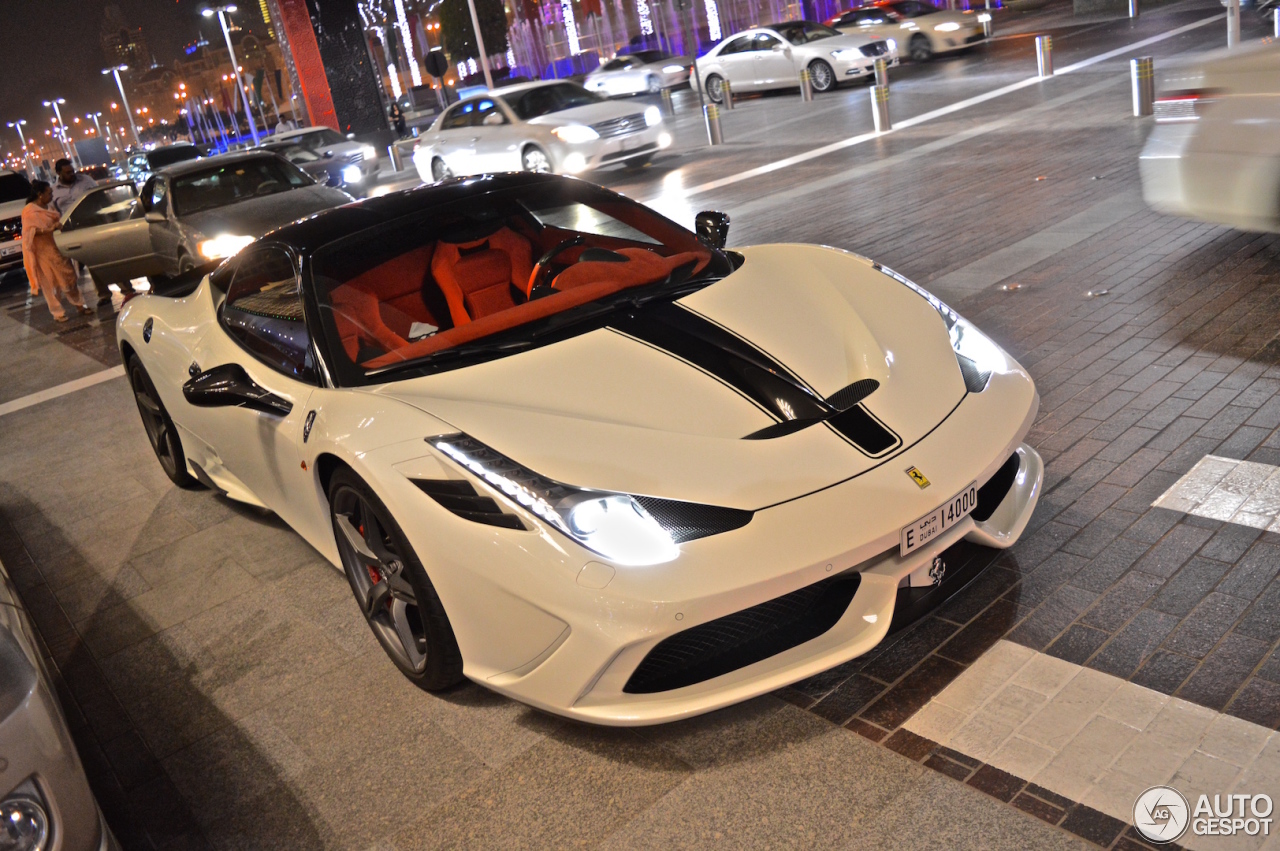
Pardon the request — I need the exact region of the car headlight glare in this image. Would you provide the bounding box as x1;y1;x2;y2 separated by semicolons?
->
341;164;363;184
360;144;378;160
430;436;680;566
831;48;862;59
935;21;961;31
552;124;600;143
1;784;49;851
977;12;992;21
886;38;897;51
662;64;685;73
198;233;254;260
644;105;662;126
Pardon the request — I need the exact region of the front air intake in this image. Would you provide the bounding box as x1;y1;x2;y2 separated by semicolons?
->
414;479;527;530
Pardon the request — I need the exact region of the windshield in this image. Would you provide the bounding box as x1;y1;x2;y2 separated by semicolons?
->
0;173;30;203
500;83;606;120
147;145;202;169
774;21;842;42
171;157;312;215
269;143;321;164
292;128;346;148
312;180;730;383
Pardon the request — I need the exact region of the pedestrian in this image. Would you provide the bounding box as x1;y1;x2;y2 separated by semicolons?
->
21;180;92;323
390;103;407;138
51;158;135;306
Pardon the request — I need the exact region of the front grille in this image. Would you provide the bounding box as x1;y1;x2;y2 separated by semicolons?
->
413;479;527;530
624;571;862;693
0;217;19;240
1154;98;1199;123
633;496;752;543
861;41;891;57
972;452;1020;522
347;151;364;163
592;113;648;138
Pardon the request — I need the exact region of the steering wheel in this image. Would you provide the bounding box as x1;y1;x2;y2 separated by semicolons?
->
255;179;281;196
528;236;588;296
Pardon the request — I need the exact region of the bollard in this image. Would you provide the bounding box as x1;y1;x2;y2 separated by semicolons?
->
799;68;814;101
1274;8;1279;39
982;17;993;38
704;104;723;145
1035;35;1053;77
388;143;404;173
874;57;889;88
722;79;734;110
1130;56;1154;117
1227;0;1240;46
1128;0;1138;17
661;87;675;117
871;84;891;133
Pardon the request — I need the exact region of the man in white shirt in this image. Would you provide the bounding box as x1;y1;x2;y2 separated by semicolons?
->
51;159;135;306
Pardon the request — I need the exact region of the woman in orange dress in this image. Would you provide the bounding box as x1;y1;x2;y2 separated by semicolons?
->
22;179;91;322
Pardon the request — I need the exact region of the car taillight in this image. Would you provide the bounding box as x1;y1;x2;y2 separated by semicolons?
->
1154;89;1212;123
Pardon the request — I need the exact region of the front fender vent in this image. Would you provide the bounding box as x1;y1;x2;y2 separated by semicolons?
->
413;479;527;530
632;496;753;543
827;378;880;411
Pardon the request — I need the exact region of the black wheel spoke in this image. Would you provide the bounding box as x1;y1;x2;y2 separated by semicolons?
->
390;599;427;671
365;579;392;618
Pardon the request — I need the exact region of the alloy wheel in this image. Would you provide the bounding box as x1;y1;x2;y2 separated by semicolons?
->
647;75;661;93
128;358;195;487
910;34;933;62
431;158;450;182
705;75;725;104
522;146;552;173
809;61;834;93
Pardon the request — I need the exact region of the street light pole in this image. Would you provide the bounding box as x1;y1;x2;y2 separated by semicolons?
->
464;0;495;91
43;99;77;166
204;5;260;145
103;65;142;147
6;120;31;175
87;112;104;139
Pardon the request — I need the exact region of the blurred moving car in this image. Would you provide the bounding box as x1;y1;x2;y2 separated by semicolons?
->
124;143;203;187
80;164;114;184
258;138;372;196
584;50;692;95
0;170;31;277
1139;42;1280;232
412;81;672;180
696;21;897;103
827;1;989;62
1;557;118;850
54;152;350;288
268;126;380;185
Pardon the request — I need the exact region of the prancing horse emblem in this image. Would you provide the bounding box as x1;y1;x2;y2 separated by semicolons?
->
906;466;930;489
929;557;946;585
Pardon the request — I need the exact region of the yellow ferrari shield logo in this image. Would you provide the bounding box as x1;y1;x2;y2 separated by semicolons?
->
906;467;930;489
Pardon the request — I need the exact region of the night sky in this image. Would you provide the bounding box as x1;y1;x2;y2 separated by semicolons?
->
0;0;261;153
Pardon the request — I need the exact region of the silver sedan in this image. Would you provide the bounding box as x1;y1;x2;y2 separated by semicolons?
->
412;81;672;180
584;50;692;96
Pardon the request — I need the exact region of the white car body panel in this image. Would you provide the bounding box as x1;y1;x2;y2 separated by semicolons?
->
585;53;692;96
116;213;1040;726
695;25;899;98
1140;41;1280;232
831;5;986;57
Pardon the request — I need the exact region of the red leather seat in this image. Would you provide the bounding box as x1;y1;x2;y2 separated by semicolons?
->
432;227;534;326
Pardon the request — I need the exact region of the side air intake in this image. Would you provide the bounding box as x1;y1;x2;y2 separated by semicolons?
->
414;479;527;530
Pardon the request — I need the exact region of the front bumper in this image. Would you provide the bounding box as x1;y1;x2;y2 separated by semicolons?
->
557;122;669;173
835;51;900;78
0;239;23;273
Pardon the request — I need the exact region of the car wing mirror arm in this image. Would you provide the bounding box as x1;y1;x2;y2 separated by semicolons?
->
695;210;731;250
183;363;293;416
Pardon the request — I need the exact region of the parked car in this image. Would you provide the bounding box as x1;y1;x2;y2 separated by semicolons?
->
54;152;351;289
80;164;114;183
584;50;692;96
1;557;119;850
412;81;671;180
124;143;203;187
827;0;989;62
0;170;31;277
115;172;1041;726
268;126;380;185
1139;41;1280;232
696;21;897;103
257;138;372;196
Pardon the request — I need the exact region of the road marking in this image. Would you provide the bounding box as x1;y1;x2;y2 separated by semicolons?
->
904;640;1279;851
0;366;126;419
1153;454;1280;532
665;13;1224;201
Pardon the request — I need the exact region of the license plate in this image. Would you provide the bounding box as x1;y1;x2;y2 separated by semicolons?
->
900;482;978;556
0;244;17;257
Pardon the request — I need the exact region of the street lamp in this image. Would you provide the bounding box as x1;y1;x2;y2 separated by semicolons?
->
6;120;30;174
87;112;104;139
102;64;142;147
202;5;260;145
42;98;76;165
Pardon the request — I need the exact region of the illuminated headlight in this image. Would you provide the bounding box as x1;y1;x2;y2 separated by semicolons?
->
430;436;678;566
658;131;672;148
886;38;897;51
1;782;49;851
831;48;863;59
563;152;588;173
644;105;662;126
552;124;600;143
341;164;363;184
359;144;377;161
662;64;685;73
935;21;961;31
977;12;992;21
198;233;254;260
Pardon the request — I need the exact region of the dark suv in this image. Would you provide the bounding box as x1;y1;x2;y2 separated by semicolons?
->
0;170;32;276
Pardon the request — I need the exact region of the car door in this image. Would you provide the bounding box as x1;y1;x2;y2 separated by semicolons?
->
54;181;168;283
753;32;797;89
714;36;758;91
434;100;482;175
184;245;316;524
142;176;184;274
470;98;523;172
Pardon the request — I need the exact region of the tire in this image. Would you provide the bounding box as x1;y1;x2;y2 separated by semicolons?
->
646;74;661;94
329;468;464;691
430;157;450;182
147;252;197;290
521;145;553;174
127;355;198;489
704;74;725;104
910;34;933;62
808;60;836;93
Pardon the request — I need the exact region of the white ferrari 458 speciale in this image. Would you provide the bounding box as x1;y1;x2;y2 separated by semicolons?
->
117;173;1042;725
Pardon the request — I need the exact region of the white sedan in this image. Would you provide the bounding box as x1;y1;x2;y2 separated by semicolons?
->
696;21;897;103
828;1;989;62
115;173;1041;725
1140;41;1280;232
585;50;692;96
413;81;671;181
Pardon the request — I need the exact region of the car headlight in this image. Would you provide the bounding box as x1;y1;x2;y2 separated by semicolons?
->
662;64;685;73
644;105;662;126
198;233;254;260
886;37;897;51
430;435;678;565
552;124;600;143
341;164;363;184
360;144;378;160
875;262;1004;391
1;781;49;851
935;21;961;31
831;48;863;59
977;12;992;21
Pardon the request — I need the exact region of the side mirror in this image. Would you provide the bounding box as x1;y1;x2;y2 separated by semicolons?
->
482;113;505;126
144;211;165;224
695;211;730;250
346;132;356;140
182;364;293;416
